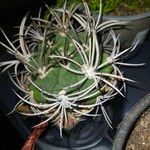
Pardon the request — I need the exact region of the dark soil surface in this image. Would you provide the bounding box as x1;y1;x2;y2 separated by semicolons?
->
125;108;150;150
108;0;150;16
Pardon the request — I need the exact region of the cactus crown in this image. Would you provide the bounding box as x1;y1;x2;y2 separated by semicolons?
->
0;1;141;137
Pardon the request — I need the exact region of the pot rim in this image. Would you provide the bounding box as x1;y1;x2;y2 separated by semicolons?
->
112;93;150;150
102;11;150;21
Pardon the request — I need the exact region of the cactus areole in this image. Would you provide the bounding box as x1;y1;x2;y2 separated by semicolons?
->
0;1;142;137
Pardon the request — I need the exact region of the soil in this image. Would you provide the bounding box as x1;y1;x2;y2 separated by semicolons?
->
125;108;150;150
109;0;150;16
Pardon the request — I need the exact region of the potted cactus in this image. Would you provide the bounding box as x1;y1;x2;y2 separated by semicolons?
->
0;1;143;149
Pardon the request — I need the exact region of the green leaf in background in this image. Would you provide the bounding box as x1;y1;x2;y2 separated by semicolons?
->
56;0;150;14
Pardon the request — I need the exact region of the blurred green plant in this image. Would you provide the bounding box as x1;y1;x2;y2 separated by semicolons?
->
56;0;150;14
56;0;122;13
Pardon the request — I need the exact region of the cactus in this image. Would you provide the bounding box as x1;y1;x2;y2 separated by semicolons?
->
0;1;143;137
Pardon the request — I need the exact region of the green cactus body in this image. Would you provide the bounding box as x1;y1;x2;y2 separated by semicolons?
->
29;31;113;127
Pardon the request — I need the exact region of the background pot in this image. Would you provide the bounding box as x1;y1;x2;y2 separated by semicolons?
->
103;12;150;48
112;93;150;150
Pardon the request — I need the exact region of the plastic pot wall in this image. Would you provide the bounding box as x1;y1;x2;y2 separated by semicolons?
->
112;93;150;150
103;12;150;48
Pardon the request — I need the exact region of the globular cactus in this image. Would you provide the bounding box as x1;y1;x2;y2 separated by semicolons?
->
0;1;142;137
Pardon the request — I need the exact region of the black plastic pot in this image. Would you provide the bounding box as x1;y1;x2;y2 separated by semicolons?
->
112;93;150;150
103;12;150;48
36;112;113;150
